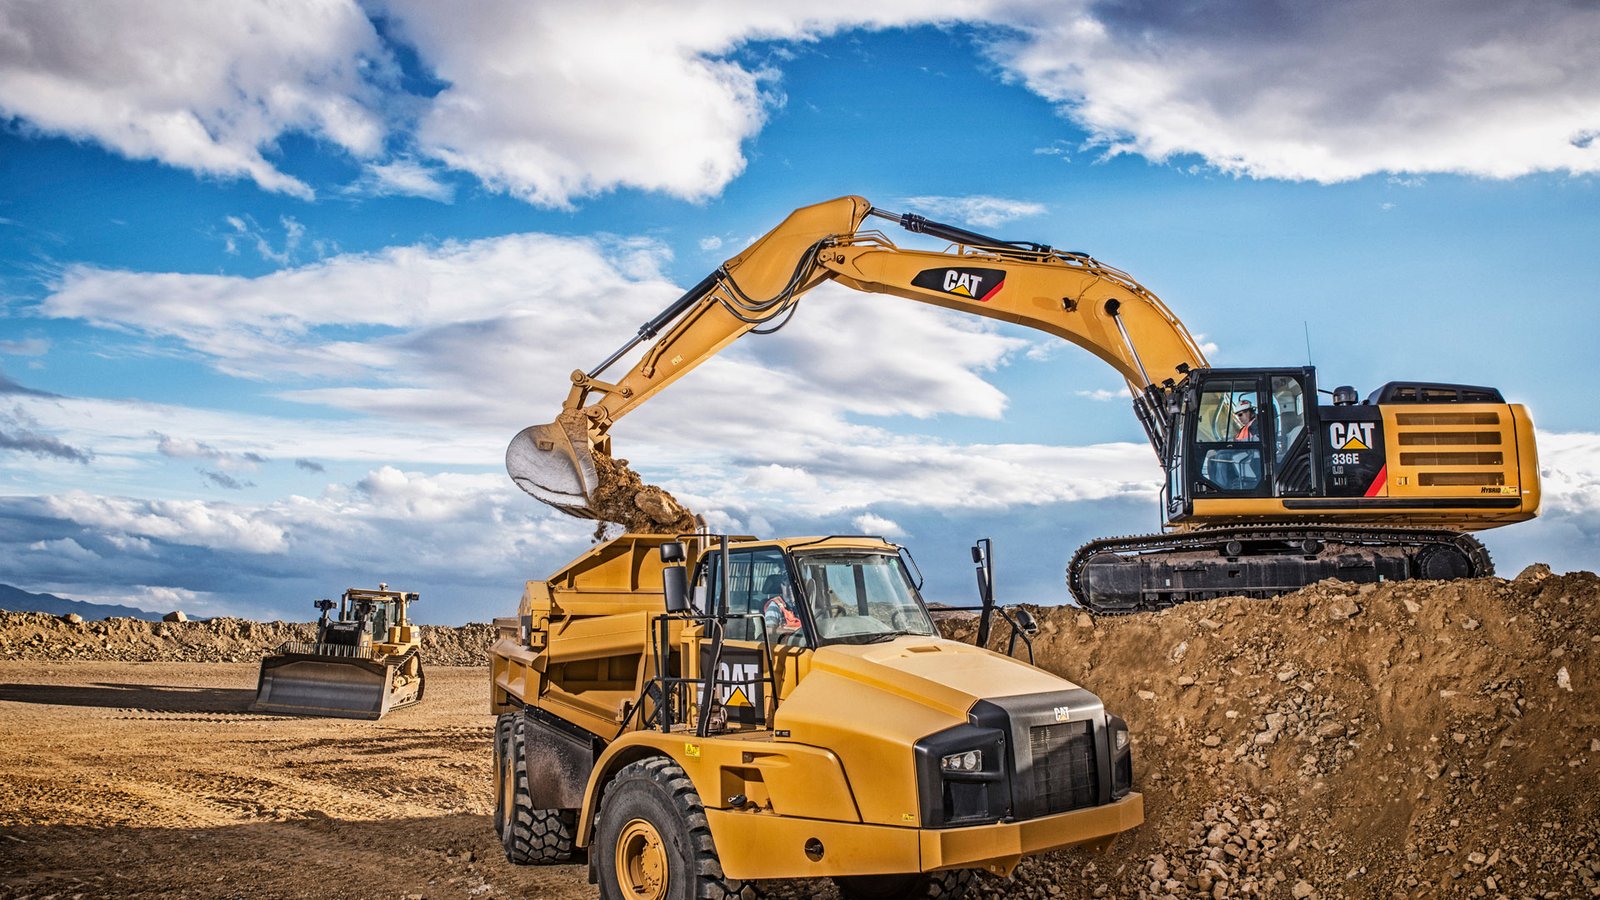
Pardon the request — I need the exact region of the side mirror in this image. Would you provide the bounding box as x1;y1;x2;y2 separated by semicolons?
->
1013;607;1039;637
663;565;689;613
660;541;686;563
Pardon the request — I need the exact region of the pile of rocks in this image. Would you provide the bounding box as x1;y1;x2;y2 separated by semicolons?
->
951;566;1600;899
0;611;497;666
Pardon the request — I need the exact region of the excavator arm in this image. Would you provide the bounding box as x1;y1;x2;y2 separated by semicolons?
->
507;195;1208;519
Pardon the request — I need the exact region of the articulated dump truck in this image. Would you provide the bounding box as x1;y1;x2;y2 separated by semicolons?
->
489;534;1143;900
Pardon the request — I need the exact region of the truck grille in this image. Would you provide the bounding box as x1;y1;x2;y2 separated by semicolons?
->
1029;721;1098;814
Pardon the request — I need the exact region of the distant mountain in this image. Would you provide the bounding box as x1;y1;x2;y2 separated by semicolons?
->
0;584;164;621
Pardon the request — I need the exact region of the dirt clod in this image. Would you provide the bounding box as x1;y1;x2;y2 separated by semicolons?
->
587;453;697;536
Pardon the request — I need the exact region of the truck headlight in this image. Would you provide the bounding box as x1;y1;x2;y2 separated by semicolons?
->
914;724;1010;827
1114;725;1129;752
940;749;983;773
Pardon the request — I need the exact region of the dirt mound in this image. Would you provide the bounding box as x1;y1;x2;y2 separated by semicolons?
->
942;565;1600;899
0;613;497;666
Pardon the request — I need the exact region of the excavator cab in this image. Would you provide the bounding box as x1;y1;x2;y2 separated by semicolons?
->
1159;367;1320;518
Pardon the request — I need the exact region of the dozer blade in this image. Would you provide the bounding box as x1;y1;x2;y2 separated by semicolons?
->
251;652;423;720
506;414;601;519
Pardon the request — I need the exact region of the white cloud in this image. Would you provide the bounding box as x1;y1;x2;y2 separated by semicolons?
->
42;490;290;554
352;159;456;202
0;338;49;356
0;0;390;198
367;1;998;206
154;432;265;472
36;229;1029;448
986;0;1600;182
900;195;1048;227
4;2;1595;208
853;512;905;537
1075;388;1124;402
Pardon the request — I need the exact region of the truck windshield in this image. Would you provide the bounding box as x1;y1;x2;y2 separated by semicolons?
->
792;552;937;645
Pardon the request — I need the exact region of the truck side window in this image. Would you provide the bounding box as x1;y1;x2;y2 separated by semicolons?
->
711;548;792;642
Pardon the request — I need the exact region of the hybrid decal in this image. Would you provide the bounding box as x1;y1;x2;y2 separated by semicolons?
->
912;267;1007;302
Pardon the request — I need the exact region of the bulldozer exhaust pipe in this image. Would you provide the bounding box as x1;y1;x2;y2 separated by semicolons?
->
506;413;602;520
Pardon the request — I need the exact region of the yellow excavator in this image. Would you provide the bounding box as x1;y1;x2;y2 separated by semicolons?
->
507;196;1541;613
252;585;425;719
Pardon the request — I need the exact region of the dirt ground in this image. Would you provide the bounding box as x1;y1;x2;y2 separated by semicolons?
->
0;664;592;900
3;566;1598;899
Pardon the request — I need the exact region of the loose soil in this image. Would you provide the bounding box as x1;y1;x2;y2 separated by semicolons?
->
587;452;698;536
2;566;1597;899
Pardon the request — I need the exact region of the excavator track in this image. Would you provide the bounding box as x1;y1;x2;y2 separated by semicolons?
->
1068;525;1493;615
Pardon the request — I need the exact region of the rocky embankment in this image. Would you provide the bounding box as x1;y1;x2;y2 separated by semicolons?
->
944;565;1600;899
0;612;497;666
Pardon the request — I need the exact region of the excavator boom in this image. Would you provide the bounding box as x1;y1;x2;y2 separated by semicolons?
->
506;196;1207;518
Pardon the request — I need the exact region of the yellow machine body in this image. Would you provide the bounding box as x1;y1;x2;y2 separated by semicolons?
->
490;535;1142;883
254;586;425;720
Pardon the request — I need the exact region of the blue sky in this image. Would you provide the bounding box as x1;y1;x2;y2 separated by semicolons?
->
1;2;1597;624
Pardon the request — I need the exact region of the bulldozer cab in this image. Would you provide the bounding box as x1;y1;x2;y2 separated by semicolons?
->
319;586;417;648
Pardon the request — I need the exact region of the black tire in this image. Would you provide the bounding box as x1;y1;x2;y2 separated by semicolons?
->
832;870;976;900
493;713;514;839
594;757;752;900
502;712;577;864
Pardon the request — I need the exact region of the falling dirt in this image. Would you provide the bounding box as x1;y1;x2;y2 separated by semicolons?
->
586;451;698;537
3;566;1597;898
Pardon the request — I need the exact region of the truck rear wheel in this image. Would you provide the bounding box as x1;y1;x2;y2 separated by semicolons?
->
595;757;752;900
832;870;975;900
500;712;577;864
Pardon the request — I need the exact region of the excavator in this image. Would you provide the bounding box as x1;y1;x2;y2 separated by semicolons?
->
507;196;1541;613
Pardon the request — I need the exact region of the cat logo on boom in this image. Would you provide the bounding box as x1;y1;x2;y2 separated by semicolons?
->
911;266;1007;302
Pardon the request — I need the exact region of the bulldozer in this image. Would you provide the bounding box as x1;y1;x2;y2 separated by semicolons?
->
490;532;1141;899
506;195;1541;613
252;585;425;719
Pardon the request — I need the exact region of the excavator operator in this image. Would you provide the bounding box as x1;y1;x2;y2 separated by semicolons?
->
1234;400;1259;440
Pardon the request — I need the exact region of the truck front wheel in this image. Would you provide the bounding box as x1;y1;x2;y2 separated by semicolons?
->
833;870;976;900
499;712;577;864
595;757;752;900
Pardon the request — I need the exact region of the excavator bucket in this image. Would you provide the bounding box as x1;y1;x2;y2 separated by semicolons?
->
252;646;426;720
506;414;601;520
